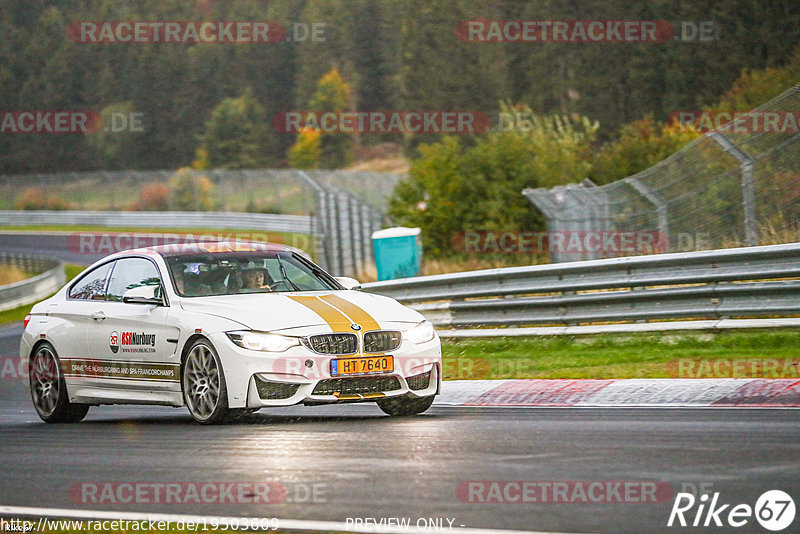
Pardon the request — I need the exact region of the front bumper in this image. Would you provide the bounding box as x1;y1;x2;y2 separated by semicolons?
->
210;332;442;408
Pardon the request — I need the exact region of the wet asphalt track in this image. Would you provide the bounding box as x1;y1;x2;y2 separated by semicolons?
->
1;325;799;533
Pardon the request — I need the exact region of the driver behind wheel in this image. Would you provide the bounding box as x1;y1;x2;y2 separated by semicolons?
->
241;268;274;292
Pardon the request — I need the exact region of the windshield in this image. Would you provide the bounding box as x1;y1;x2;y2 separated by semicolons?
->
165;252;339;297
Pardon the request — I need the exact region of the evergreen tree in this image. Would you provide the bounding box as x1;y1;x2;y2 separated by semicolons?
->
197;88;274;169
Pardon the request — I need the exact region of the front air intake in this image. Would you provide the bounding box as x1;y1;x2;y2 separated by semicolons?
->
304;333;358;355
406;370;432;391
254;376;301;400
312;376;402;396
363;331;402;353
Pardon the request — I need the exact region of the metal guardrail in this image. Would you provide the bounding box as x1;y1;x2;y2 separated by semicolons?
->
363;243;800;329
0;210;313;236
0;169;402;277
0;252;65;312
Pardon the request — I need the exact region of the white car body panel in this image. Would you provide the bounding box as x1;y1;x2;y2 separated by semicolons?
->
21;242;442;415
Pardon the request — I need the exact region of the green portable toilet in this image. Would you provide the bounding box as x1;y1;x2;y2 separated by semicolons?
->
372;227;422;281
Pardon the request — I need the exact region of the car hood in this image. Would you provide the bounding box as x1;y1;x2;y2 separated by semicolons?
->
178;291;424;333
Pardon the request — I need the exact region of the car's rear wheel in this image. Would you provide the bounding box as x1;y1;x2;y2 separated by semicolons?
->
377;394;435;416
182;339;230;424
29;343;89;423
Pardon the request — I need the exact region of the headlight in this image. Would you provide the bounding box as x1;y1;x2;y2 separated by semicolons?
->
405;320;436;344
227;331;300;352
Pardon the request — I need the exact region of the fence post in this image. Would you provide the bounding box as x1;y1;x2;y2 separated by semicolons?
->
295;170;331;270
627;177;669;250
709;132;759;246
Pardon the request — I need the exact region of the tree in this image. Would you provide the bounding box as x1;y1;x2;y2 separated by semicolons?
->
288;127;322;169
714;45;800;112
196;88;273;169
590;117;701;184
389;104;598;257
169;168;215;211
84;101;143;169
307;68;354;168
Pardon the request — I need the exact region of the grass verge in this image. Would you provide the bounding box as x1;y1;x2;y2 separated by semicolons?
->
0;264;84;326
441;329;800;379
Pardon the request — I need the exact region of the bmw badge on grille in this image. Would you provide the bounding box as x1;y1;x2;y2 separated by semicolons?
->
350;323;362;331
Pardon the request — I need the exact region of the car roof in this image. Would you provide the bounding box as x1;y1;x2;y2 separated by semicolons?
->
113;240;297;259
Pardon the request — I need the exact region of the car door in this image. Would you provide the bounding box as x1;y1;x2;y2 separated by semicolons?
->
56;261;115;396
84;257;182;397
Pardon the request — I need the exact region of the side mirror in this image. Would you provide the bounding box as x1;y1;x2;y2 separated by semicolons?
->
122;285;164;305
334;277;362;291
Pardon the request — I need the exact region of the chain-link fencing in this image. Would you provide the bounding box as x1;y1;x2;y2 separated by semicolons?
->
524;83;800;262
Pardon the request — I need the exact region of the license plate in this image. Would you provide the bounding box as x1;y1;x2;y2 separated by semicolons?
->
331;355;393;376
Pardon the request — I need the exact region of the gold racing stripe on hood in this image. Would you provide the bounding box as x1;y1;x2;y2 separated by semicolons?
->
319;294;380;332
287;295;354;332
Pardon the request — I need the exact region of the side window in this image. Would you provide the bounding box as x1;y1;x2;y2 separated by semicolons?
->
106;258;163;302
69;262;114;300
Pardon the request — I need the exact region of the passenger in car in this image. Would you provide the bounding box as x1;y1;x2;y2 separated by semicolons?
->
173;269;213;296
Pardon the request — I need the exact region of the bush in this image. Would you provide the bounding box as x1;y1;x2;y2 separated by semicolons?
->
136;182;171;211
15;186;73;210
590;117;700;184
389;103;598;257
245;198;285;215
15;187;47;210
169;168;215;211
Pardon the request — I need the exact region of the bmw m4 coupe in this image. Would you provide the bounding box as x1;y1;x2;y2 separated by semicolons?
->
21;241;441;424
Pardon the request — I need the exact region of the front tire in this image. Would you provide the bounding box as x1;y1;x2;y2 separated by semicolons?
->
182;339;230;424
377;394;435;416
29;343;89;423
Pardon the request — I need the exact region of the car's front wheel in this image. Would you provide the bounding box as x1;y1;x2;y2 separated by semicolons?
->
377;394;435;416
182;339;230;424
29;343;89;423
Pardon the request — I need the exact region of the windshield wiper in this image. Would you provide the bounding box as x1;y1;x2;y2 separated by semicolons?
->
276;255;300;291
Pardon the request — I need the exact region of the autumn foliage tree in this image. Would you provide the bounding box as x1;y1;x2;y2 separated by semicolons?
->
306;69;354;168
288;127;322;169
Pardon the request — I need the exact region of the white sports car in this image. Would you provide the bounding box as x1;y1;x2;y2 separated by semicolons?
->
21;241;441;424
